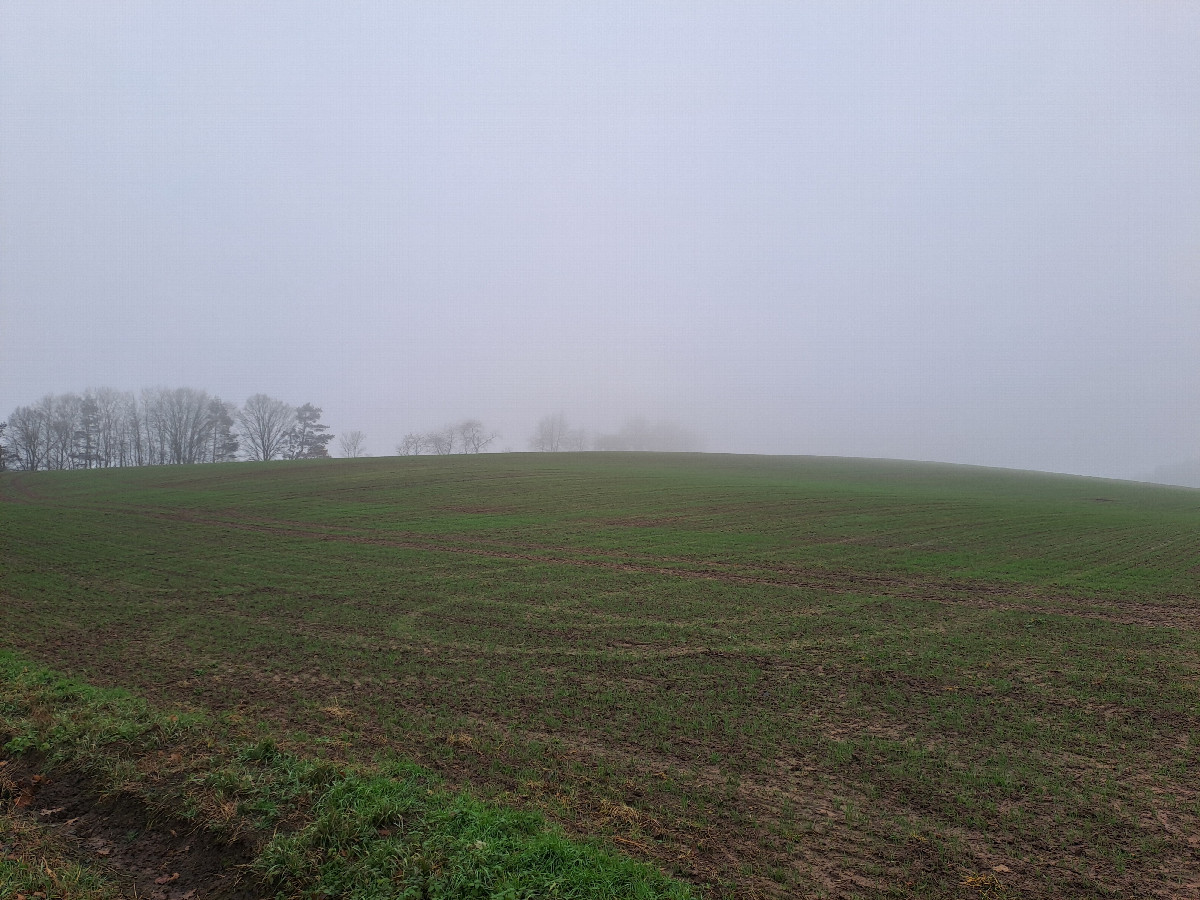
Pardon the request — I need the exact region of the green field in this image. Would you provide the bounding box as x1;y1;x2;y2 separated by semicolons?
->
2;453;1199;898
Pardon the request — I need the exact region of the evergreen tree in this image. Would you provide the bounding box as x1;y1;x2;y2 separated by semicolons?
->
72;394;100;468
206;398;240;463
289;403;333;459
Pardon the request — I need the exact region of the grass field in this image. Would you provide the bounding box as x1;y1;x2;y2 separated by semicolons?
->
2;453;1199;898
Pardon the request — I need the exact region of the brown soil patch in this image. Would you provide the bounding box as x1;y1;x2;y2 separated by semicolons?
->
0;755;262;900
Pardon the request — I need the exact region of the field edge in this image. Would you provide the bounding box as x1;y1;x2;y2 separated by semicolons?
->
0;649;700;900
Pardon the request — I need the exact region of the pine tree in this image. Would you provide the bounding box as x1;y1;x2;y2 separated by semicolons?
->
289;403;333;459
206;398;240;463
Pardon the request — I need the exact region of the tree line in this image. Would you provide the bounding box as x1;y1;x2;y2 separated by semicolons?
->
393;415;700;455
396;420;498;456
1;387;336;471
0;394;702;472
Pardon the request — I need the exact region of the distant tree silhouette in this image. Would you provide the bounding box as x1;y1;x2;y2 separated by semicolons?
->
289;403;334;459
339;430;368;458
529;413;569;452
457;419;498;453
207;398;240;463
238;394;295;461
396;433;425;456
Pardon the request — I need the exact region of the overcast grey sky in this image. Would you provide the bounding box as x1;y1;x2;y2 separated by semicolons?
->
3;2;1198;477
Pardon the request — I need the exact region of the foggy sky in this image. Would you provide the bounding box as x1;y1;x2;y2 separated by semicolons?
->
3;3;1199;478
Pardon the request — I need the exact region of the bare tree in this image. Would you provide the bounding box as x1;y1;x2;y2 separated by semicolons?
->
44;393;81;470
132;387;214;465
529;413;570;452
139;388;168;465
238;394;295;461
7;404;46;470
339;430;368;458
128;396;146;466
113;391;139;467
158;387;213;464
425;425;455;456
90;387;135;468
396;433;425;456
457;419;498;453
